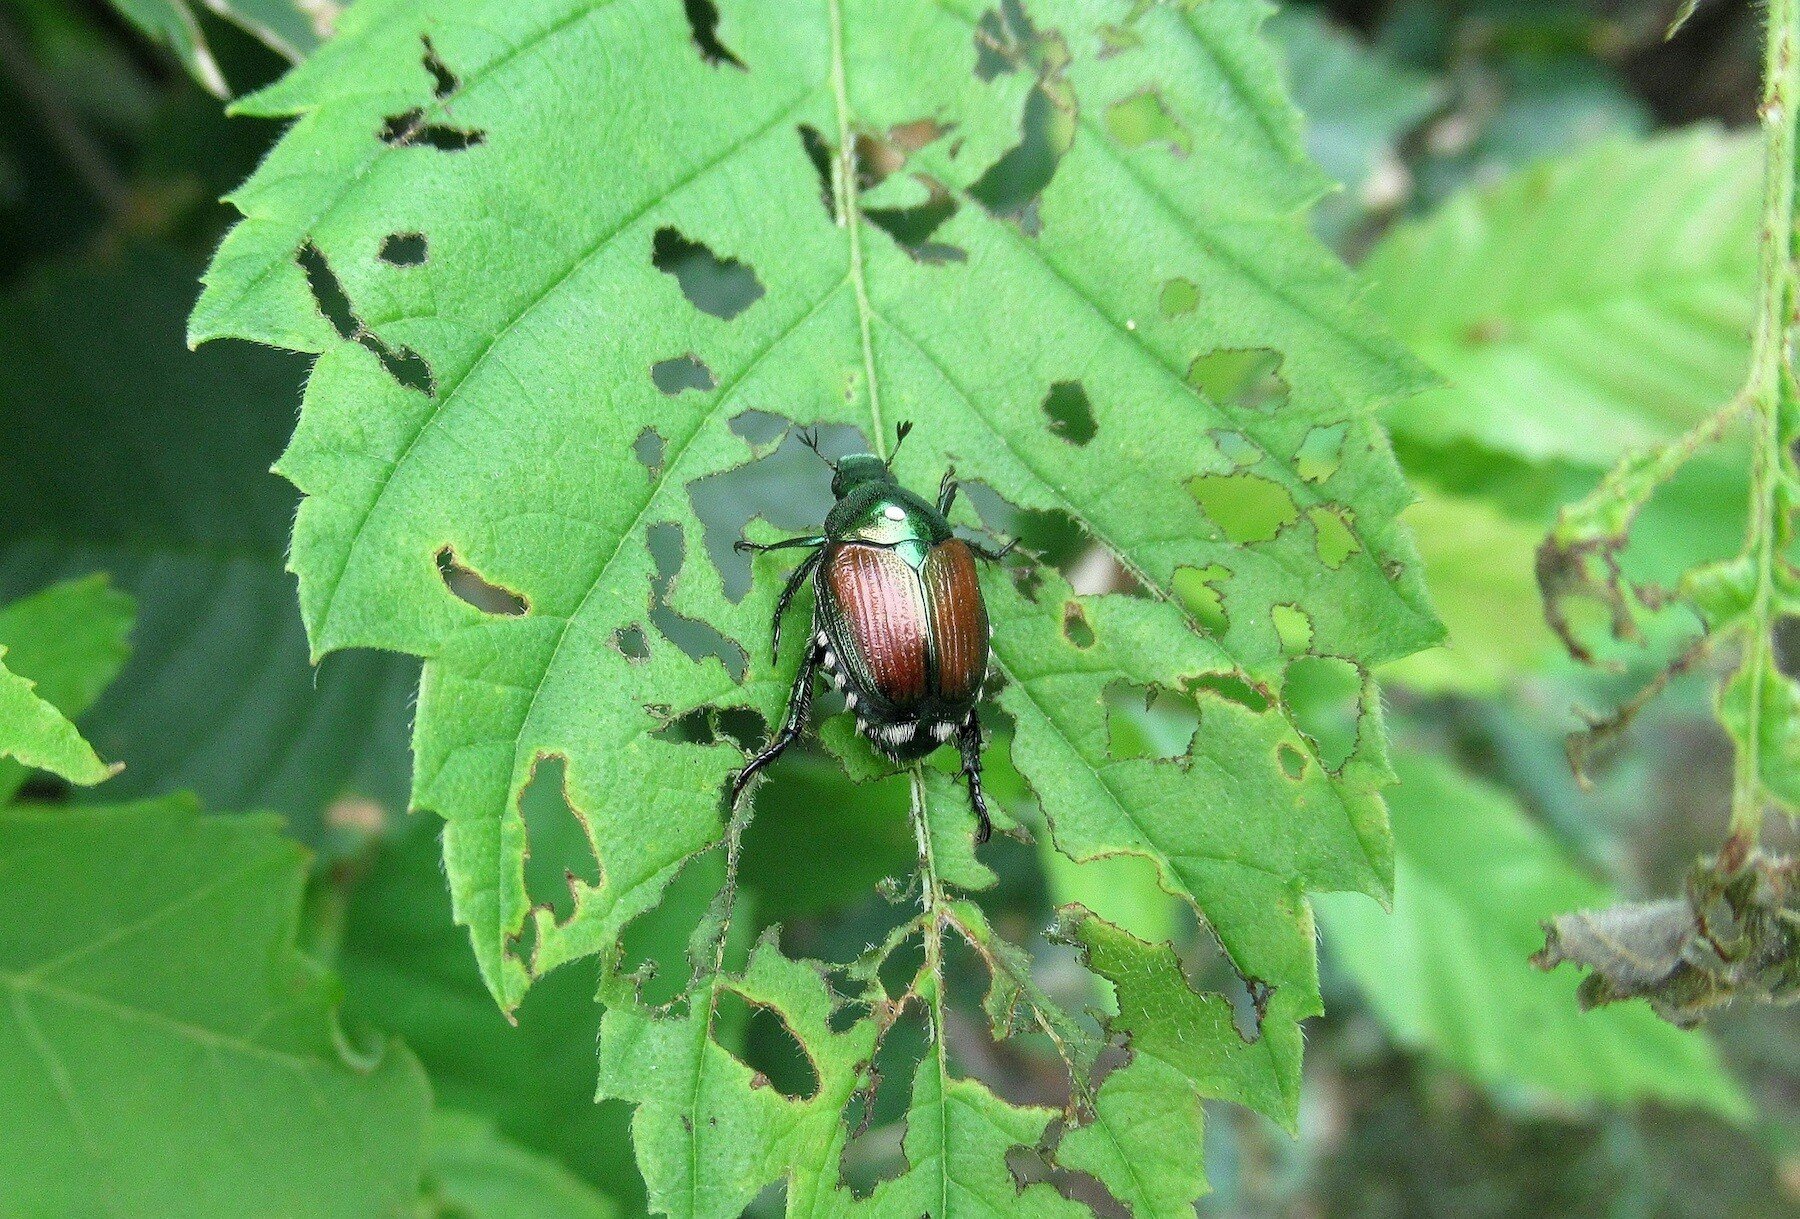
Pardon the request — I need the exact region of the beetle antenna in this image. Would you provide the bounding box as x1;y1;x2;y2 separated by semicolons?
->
888;420;914;468
797;426;837;471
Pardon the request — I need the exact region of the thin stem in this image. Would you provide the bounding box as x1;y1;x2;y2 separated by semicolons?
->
0;11;130;217
905;765;951;1219
1729;0;1800;846
907;767;947;1033
825;0;888;461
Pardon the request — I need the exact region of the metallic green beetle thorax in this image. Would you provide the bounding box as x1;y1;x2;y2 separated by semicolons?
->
823;482;952;567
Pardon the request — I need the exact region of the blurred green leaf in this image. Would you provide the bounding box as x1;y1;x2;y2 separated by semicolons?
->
0;795;430;1216
1317;753;1750;1120
337;769;731;1212
104;0;326;97
1368;128;1760;466
425;1110;619;1218
0;250;417;852
1381;487;1556;692
1268;6;1443;242
0;575;132;795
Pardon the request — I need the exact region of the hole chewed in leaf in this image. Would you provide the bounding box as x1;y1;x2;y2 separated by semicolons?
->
797;125;836;219
1104;679;1199;762
729;408;794;449
1188;472;1298;545
518;754;598;925
1272;603;1313;654
1187;348;1289;412
633;426;667;478
1773;614;1800;678
378;232;427;265
715;990;821;1101
1277;741;1307;780
1105;88;1192;156
1186;670;1271;715
1210;429;1261;468
967;6;1074;235
652;227;765;320
1283;656;1362;771
973;9;1013;81
647;705;763;753
647;521;748;679
1061;600;1095;648
1295;423;1347;484
681;0;746;69
1309;505;1361;569
691;418;855;602
298;241;436;395
969;81;1073;235
1159;277;1198;316
652;354;717;395
378;93;486;151
1041;380;1095;445
1171;564;1229;634
436;546;529;616
420;36;458;98
863;182;966;265
613;624;650;661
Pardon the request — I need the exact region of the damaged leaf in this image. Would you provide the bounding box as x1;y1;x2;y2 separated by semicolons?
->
1535;849;1799;1030
192;0;1439;1210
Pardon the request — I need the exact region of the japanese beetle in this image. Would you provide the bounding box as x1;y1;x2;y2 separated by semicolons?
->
731;423;1013;842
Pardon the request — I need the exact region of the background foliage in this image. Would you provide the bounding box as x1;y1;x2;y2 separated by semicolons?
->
0;0;1794;1216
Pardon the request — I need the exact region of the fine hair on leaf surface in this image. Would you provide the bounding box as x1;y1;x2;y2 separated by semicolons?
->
192;0;1442;1211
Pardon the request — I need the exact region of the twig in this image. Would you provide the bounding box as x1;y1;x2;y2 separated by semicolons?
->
0;10;131;219
1727;0;1800;849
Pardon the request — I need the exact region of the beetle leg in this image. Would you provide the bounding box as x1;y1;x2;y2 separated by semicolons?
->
735;534;826;554
957;711;993;845
730;637;825;806
769;547;823;661
936;468;958;516
967;537;1017;563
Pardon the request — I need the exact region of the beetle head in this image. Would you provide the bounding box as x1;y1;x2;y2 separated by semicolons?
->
831;453;892;498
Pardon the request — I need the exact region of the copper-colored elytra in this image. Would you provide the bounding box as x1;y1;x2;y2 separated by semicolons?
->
825;542;930;705
923;538;988;702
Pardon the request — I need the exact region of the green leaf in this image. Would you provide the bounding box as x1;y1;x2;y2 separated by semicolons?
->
995;568;1397;1115
1066;908;1293;1130
0;795;431;1216
193;0;1434;1012
1380;487;1558;692
338;783;722;1212
104;0;326;97
0;575;132;793
1267;7;1442;243
1316;753;1751;1120
1053;1052;1205;1218
192;0;1440;1207
597;934;880;1219
0;250;417;851
425;1110;619;1218
1366;128;1761;467
827;1044;1088;1219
